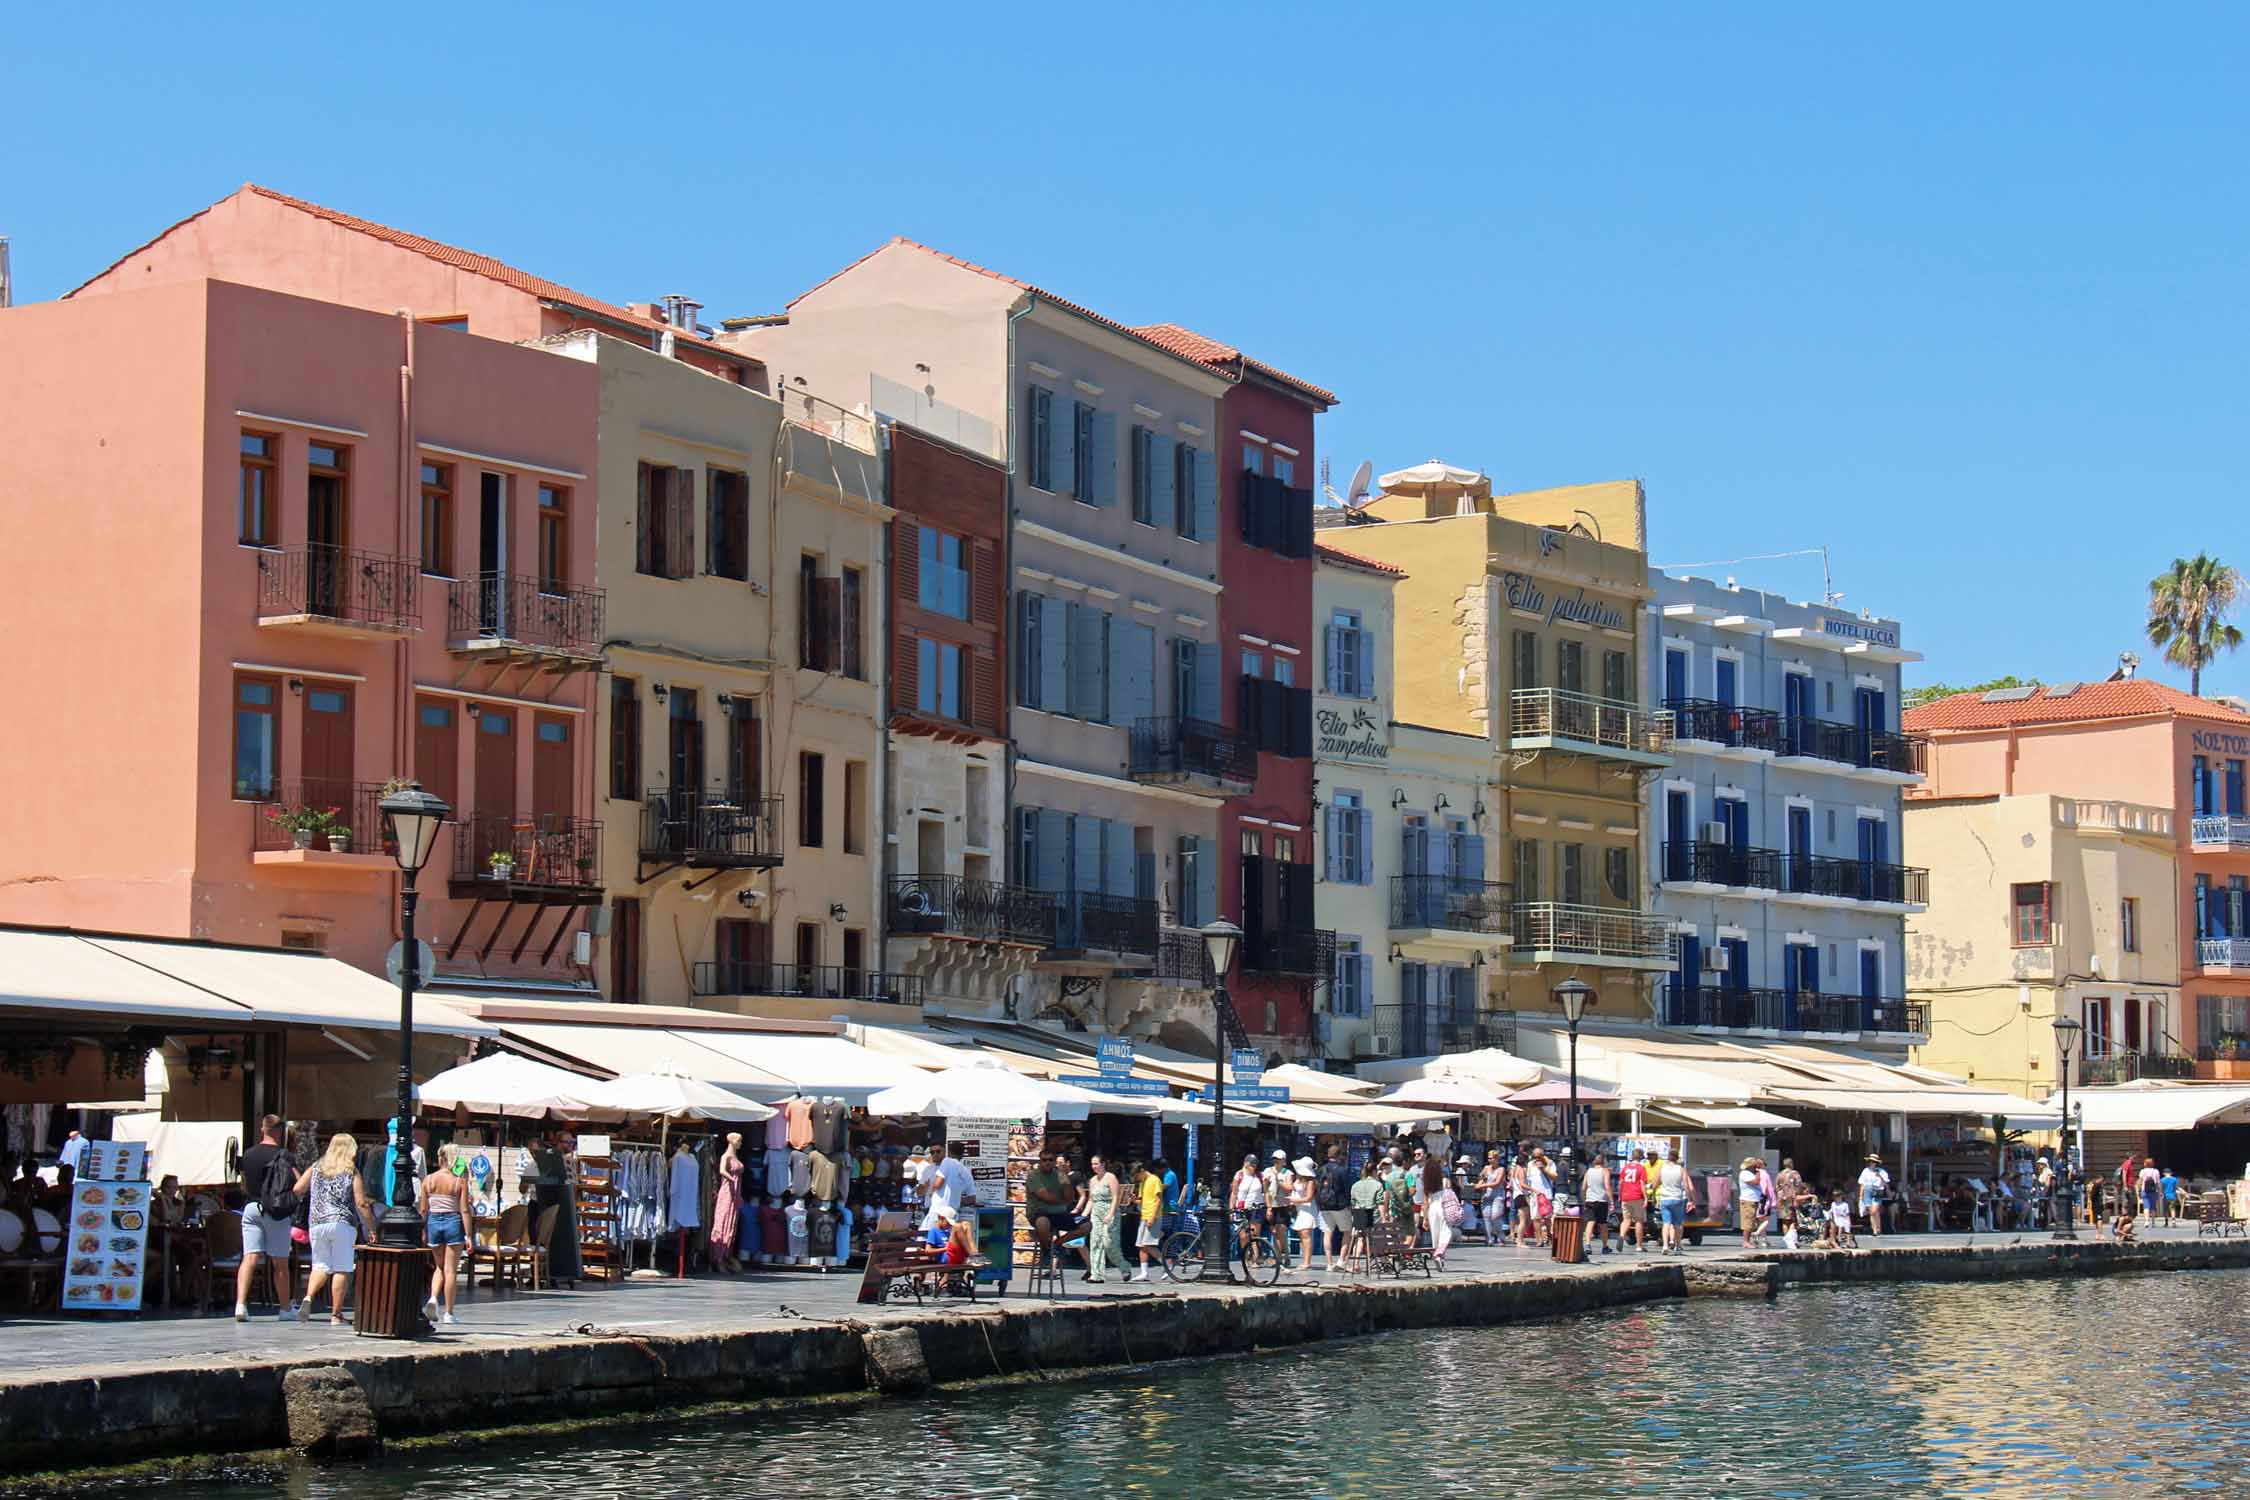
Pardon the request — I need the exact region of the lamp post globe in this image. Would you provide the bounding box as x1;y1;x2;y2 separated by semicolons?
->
377;782;450;1250
1198;919;1245;1284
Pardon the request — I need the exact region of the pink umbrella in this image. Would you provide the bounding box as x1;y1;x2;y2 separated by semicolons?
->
1506;1078;1619;1105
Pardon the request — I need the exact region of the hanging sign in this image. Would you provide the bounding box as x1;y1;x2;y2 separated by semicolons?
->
1232;1049;1265;1088
79;1141;147;1183
1096;1037;1135;1076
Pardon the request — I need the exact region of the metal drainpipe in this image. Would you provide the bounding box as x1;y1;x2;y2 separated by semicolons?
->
875;421;894;981
1000;295;1034;890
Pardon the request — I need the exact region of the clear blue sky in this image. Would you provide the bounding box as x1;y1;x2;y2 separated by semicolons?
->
9;5;2244;697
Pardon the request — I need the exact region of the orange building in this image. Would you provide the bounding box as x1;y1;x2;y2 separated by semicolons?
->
1908;678;2250;1070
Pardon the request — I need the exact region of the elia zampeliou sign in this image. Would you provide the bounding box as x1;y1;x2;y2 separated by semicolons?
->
1317;702;1390;765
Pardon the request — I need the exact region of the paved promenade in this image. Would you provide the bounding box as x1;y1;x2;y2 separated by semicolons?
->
0;1224;2218;1383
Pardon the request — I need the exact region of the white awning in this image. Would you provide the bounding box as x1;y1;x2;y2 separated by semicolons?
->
1773;1087;2060;1128
677;1031;932;1102
499;1022;796;1091
1647;1104;1803;1130
2050;1084;2250;1133
0;931;252;1025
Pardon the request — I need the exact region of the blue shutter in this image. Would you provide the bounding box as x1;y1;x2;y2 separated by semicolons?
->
1105;819;1136;897
1072;814;1103;896
1191;446;1217;541
1324;623;1345;693
1088;411;1117;506
1069;604;1107;720
1105;613;1134;727
1150;434;1177;531
1026;387;1049;489
1461;833;1487;886
1123;620;1155;725
1046;389;1075;495
1354;953;1374;1017
1192;641;1220;721
1354;807;1374;884
1323;807;1344;882
1039;596;1069;711
1354;627;1374;699
1035;808;1069;890
1193;834;1218;929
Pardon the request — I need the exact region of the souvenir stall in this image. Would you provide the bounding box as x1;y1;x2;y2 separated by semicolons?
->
573;1073;774;1277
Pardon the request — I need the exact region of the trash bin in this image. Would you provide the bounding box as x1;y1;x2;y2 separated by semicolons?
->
353;1245;435;1339
1549;1210;1586;1264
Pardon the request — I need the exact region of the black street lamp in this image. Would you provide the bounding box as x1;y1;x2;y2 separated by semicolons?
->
1553;975;1596;1162
2052;1013;2083;1240
1197;918;1243;1285
378;782;450;1249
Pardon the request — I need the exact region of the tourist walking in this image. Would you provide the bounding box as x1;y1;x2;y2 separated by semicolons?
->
1737;1157;1765;1250
1655;1151;1689;1255
1231;1153;1267;1264
1348;1158;1383;1264
1315;1145;1353;1275
1288;1156;1322;1277
1423;1156;1456;1270
234;1113;298;1322
294;1133;375;1326
1133;1161;1165;1281
708;1133;746;1274
2138;1160;2162;1226
1617;1149;1649;1252
1524;1148;1554;1247
1475;1153;1507;1247
1582;1154;1614;1254
1774;1158;1806;1248
2161;1165;2181;1225
1858;1154;1889;1237
1083;1155;1119;1283
418;1150;472;1324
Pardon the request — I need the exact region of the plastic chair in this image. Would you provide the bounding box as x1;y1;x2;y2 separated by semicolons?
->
483;1204;531;1289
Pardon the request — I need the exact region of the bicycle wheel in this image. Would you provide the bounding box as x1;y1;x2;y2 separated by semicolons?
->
1160;1230;1204;1281
1246;1234;1284;1286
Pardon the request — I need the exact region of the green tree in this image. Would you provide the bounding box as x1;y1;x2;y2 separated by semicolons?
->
2147;553;2246;697
1903;675;2041;710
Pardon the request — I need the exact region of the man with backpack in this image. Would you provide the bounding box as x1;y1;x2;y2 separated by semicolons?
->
236;1114;299;1322
1315;1144;1354;1275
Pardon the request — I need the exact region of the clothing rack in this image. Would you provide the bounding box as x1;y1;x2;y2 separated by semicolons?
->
577;1138;664;1280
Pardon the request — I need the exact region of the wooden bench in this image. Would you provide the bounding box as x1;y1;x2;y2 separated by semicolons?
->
2196;1197;2245;1237
857;1229;985;1306
1363;1220;1434;1279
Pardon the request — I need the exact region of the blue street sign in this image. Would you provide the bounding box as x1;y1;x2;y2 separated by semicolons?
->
1231;1048;1264;1086
1192;1085;1288;1104
1057;1074;1173;1098
1096;1036;1135;1074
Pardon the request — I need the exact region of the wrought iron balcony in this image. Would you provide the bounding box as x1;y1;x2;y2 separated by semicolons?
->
692;960;923;1007
1661;841;1781;891
887;874;1058;947
2080;1050;2197;1085
2198;937;2250;971
1512;902;1676;968
1772;716;1927;777
1044;891;1160;960
1390;875;1514;934
1662;981;1927;1037
249;777;394;860
446;571;605;658
1776;852;1929;906
1371;1006;1518;1059
1150;926;1216;987
2192;815;2250;850
1244;926;1337;978
255;545;418;636
639;789;783;871
1508;688;1672;765
1665;698;1781;754
449;812;602;897
1128;715;1257;794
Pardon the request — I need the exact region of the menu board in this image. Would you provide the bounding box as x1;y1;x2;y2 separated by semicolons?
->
61;1179;149;1312
948;1116;1015;1211
79;1140;148;1183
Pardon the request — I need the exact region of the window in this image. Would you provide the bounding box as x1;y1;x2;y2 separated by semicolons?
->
707;468;750;581
795;922;822;972
841;566;865;679
415;697;458;811
1605;846;1632;903
2012;882;2053;946
842;928;866;991
1602;650;1628;703
636;462;694;580
1174;443;1206;539
233;674;279;799
800;555;841;671
1824;680;1835;712
1556;639;1585;695
611;897;642;1003
1017;593;1044;707
1241;827;1263;858
1333;936;1365;1017
609;677;641;801
1028;386;1054;491
1273;832;1296;864
239;432;279;546
799;751;825;848
1513;630;1539;691
418;462;452;574
1515;838;1542;902
917;638;965;719
1329;791;1368;884
1273;454;1294;485
1132;427;1157;525
1327;609;1369;697
917;527;970;619
1274;657;1294;688
537;485;569;592
1072;402;1095;498
418;315;469;333
844;761;867;855
1241;445;1263;477
2122;896;2141;954
1560;843;1585;905
1242;649;1263;678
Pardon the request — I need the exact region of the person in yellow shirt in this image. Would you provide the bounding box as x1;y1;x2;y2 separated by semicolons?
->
1134;1161;1166;1282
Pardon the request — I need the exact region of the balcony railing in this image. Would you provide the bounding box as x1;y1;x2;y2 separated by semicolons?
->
1509;688;1673;760
1244;926;1336;978
1661;841;1781;891
1512;902;1676;965
2080;1050;2197;1085
639;789;783;868
250;777;393;857
1046;891;1160;959
1777;852;1929;906
447;572;605;657
255;545;418;632
1151;927;1216;987
1371;1006;1518;1059
1128;715;1257;792
693;960;922;1006
2198;937;2250;970
450;812;602;891
887;875;1058;947
1772;716;1928;777
1661;982;1927;1037
2192;815;2250;849
1390;874;1514;933
1666;698;1781;753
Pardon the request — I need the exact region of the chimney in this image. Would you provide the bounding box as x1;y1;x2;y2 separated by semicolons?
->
661;294;702;335
0;237;11;309
2111;651;2140;681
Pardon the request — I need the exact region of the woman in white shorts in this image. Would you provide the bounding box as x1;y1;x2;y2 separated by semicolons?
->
294;1133;376;1325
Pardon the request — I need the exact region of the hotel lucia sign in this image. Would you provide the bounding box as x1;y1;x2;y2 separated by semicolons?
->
1317;700;1391;766
1501;572;1626;632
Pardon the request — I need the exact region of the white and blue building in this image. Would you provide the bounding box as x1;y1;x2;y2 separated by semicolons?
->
1644;575;1932;1051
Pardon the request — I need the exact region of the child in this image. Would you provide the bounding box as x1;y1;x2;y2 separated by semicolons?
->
1826;1190;1856;1249
2113;1197;2139;1244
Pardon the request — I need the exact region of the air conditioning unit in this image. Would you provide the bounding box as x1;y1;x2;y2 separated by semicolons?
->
1700;821;1730;845
1702;947;1731;973
1354;1033;1396;1059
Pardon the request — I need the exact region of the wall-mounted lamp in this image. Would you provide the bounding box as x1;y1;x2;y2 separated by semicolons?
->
464;702;482;720
829;902;849;922
287;678;306;697
1472;799;1487;821
715;692;735;714
914;362;931;374
1391;790;1408;809
650;682;669;702
1434;794;1452;813
1388;944;1403;964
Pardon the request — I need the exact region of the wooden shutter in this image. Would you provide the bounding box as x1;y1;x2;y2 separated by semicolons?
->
1150;434;1177;531
1288;686;1313;757
894;518;921;607
1353;806;1374;884
812;577;842;671
1046;390;1075;495
1193;835;1218;929
672;469;696;579
1242;853;1269;942
971;538;1000;626
1192;447;1218;541
1088;411;1118;505
894;631;920;715
636;463;655;574
972;646;998;732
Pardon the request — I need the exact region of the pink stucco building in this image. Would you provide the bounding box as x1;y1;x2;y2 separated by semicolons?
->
0;276;604;984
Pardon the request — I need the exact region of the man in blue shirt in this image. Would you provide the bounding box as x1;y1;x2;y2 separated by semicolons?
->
1158;1160;1180;1235
2160;1167;2181;1225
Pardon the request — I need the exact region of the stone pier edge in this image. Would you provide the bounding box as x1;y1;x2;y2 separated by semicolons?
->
5;1237;2245;1479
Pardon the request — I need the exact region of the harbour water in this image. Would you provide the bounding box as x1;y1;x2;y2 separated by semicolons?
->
183;1272;2250;1498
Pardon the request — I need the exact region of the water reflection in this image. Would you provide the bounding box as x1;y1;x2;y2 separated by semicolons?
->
178;1273;2250;1499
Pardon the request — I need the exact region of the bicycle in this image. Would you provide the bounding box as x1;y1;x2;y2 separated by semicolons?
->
1159;1211;1284;1286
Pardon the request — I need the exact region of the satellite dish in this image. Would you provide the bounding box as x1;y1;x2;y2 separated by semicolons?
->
1344;459;1375;510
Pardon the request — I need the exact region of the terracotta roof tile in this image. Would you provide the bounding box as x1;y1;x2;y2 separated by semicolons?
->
1315;540;1407;577
1904;679;2250;731
1130;321;1337;408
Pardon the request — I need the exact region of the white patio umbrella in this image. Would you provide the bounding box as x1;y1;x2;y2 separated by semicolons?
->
578;1071;776;1123
416;1052;602;1119
866;1062;1160;1122
1506;1078;1620;1106
1373;1076;1521;1112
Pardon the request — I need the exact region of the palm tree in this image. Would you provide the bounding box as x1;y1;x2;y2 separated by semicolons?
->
2147;553;2246;697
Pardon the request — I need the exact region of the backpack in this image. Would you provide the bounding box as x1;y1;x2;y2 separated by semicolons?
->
1316;1162;1351;1212
258;1150;299;1220
1439;1187;1464;1227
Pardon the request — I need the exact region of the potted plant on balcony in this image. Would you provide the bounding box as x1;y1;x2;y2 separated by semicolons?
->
327;825;353;854
265;803;336;851
488;849;516;882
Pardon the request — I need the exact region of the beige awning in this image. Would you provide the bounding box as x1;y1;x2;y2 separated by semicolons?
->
2044;1083;2250;1133
1646;1104;1802;1130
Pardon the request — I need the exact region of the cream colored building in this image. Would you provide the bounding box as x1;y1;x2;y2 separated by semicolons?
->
554;332;890;1018
1906;794;2182;1098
